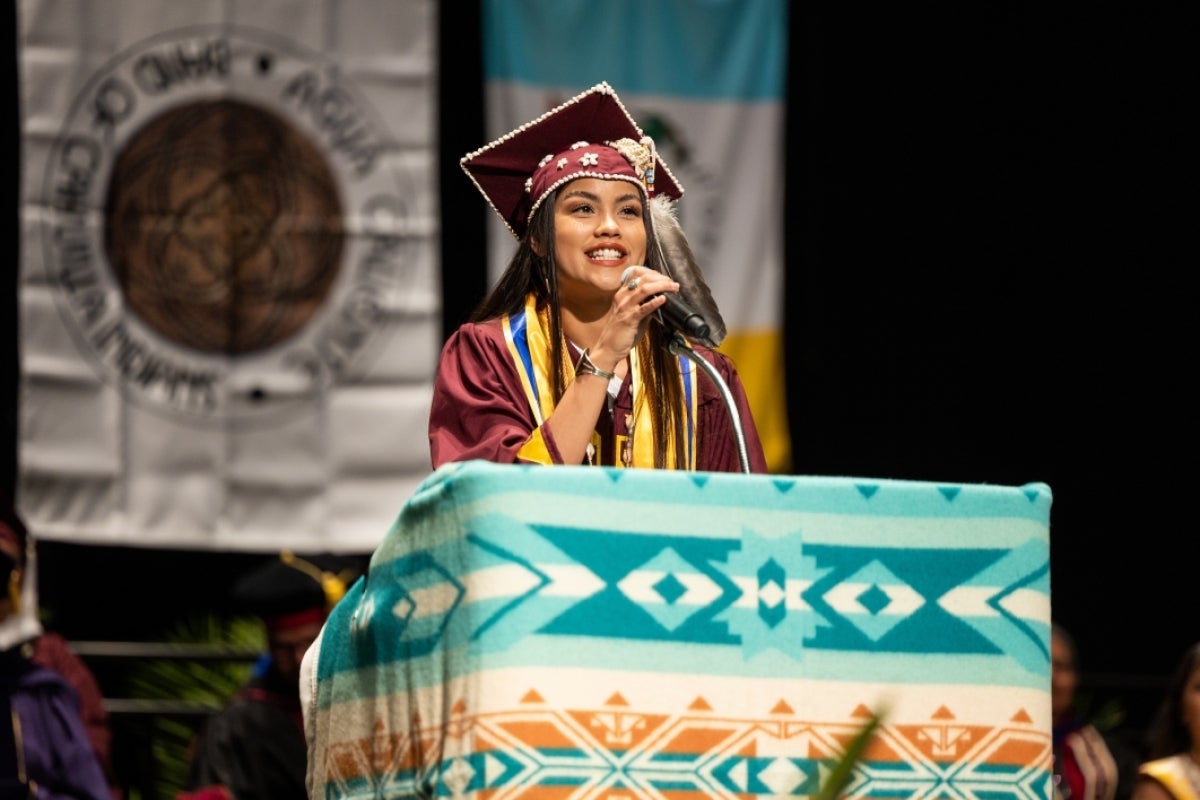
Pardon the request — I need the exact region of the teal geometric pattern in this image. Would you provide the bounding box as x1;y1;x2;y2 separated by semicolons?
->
824;558;924;642
310;460;1054;799
715;529;832;659
318;460;1053;688
322;518;1049;682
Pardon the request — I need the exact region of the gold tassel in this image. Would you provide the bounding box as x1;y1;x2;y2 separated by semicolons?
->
8;568;22;613
280;550;350;612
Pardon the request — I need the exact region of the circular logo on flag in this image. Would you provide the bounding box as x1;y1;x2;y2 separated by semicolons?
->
106;98;345;355
40;26;419;426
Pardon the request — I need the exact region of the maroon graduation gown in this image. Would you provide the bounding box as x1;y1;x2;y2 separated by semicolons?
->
429;319;767;473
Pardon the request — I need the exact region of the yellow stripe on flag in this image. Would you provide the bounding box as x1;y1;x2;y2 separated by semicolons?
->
718;330;791;474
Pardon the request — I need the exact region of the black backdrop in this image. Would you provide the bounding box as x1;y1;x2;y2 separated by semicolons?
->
3;1;1192;747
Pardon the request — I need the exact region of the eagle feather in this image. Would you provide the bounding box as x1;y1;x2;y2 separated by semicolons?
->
650;195;727;347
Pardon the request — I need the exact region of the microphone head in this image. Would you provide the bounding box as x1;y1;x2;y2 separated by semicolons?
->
621;262;716;347
658;300;714;347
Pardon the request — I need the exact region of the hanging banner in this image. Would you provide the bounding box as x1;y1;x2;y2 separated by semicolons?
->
481;0;791;472
16;0;439;551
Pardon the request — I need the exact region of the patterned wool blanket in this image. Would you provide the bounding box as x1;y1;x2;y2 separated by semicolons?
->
304;460;1053;799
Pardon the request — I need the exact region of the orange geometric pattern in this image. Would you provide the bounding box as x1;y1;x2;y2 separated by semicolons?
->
316;695;1052;798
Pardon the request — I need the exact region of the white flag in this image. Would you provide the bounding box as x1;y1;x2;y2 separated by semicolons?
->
17;0;439;551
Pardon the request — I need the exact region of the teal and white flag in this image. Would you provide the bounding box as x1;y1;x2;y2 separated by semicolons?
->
481;0;791;471
16;0;438;550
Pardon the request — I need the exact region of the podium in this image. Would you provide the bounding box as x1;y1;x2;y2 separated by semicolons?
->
306;460;1053;799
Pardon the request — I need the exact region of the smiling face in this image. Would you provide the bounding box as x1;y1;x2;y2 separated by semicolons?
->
548;177;647;313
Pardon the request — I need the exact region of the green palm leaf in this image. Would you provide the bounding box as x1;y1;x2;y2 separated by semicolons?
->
123;614;264;798
816;706;887;800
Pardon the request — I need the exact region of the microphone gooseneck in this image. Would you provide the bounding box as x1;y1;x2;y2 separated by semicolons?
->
667;333;751;474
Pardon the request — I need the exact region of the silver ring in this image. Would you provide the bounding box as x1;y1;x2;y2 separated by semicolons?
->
627;277;640;291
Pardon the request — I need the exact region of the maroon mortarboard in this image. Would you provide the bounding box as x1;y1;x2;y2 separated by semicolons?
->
460;82;684;240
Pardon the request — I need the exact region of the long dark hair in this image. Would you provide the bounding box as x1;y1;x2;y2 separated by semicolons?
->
470;188;686;468
1144;642;1200;760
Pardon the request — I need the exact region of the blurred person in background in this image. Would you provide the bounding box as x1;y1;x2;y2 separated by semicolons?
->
1131;642;1200;800
1053;621;1122;800
1;497;112;798
182;551;362;800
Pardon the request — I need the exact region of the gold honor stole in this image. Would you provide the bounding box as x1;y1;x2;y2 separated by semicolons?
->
503;294;698;469
1140;756;1200;800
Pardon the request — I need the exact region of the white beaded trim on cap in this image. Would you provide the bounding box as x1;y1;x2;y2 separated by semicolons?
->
526;172;646;228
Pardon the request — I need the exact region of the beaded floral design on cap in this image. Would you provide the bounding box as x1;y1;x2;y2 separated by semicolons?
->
521;137;656;231
460;82;683;240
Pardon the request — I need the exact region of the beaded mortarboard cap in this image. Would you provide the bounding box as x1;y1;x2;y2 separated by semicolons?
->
460;82;684;240
231;550;362;632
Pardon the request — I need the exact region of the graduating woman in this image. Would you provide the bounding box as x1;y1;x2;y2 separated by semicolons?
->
430;82;767;473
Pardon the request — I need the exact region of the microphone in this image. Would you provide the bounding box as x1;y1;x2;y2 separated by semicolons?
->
620;267;713;345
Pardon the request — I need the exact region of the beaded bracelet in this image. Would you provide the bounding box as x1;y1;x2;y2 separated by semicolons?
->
574;348;617;381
